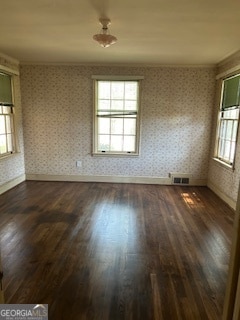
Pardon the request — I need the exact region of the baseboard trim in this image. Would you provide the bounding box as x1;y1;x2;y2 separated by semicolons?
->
0;174;26;195
0;174;234;208
208;181;236;210
26;174;171;184
26;174;207;186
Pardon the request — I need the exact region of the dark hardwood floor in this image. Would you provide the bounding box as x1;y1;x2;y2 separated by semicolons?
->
0;181;234;319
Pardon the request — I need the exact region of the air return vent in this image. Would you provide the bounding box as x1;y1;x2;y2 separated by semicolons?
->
173;177;189;185
169;173;191;185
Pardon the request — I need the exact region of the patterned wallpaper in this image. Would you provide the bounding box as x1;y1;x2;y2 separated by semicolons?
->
0;55;25;187
20;65;216;182
208;51;240;204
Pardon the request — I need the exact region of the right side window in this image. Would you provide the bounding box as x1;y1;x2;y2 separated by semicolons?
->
215;74;240;167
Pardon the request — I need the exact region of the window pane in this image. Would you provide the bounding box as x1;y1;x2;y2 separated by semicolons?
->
125;82;138;100
226;121;233;140
232;121;238;141
3;106;10;114
220;121;226;139
0;116;5;134
95;80;139;154
218;118;238;164
98;118;110;134
6;115;12;133
216;87;239;165
0;73;12;106
219;139;224;158
110;135;123;151
111;82;124;99
223;140;231;160
7;134;13;152
124;118;136;135
111;100;124;110
223;109;239;119
0;135;7;154
111;118;123;134
0;90;15;156
123;136;135;152
98;82;110;99
98;135;110;151
222;75;240;109
125;100;137;111
99;99;110;110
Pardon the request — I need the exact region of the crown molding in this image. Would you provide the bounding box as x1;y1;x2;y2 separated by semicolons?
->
217;49;240;67
0;52;19;65
20;61;216;69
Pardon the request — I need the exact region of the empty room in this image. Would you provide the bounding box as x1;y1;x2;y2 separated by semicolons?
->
0;1;240;319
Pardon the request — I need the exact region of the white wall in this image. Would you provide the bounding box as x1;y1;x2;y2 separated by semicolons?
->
20;65;216;184
0;54;25;193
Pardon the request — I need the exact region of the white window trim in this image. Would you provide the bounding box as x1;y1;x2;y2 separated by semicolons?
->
214;75;240;169
92;76;143;156
92;75;144;81
212;157;235;172
0;106;16;158
0;69;18;159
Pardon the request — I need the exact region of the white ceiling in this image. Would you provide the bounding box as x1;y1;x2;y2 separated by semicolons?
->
0;0;240;65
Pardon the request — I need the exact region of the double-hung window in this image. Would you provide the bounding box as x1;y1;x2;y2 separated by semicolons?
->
215;74;240;167
0;72;15;157
93;76;142;155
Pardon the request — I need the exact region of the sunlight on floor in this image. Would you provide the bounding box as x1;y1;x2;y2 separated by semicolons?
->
181;192;205;209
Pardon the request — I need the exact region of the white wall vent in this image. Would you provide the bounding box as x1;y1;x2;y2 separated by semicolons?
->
169;173;192;185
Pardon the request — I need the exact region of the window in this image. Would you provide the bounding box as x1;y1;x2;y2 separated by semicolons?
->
0;72;15;157
93;77;142;155
215;74;240;167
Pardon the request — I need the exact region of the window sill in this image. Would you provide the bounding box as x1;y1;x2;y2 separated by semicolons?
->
212;157;234;172
92;152;139;157
0;152;21;160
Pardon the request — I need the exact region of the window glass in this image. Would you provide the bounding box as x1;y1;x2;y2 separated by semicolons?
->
0;72;15;158
94;80;140;155
215;104;239;166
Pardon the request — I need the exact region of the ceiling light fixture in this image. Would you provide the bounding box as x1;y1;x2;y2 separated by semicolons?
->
93;18;117;48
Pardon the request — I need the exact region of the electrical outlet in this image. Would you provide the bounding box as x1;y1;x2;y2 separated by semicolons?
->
76;160;82;168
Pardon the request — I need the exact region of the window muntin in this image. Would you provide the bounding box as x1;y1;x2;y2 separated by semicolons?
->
94;80;140;155
215;74;240;167
0;105;15;156
217;109;239;165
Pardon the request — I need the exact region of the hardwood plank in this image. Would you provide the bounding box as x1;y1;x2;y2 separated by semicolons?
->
0;181;234;319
